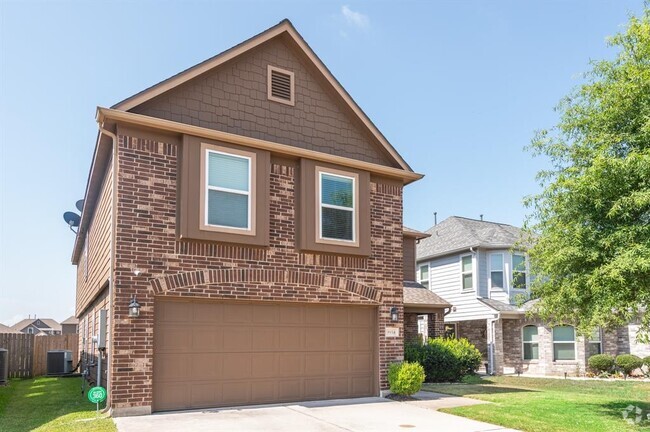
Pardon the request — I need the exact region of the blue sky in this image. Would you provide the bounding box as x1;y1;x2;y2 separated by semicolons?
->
0;0;643;325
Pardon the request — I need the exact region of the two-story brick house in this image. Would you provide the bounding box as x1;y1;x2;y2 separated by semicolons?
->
71;20;436;416
417;216;650;376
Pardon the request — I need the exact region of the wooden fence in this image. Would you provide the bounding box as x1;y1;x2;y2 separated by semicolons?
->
0;333;78;378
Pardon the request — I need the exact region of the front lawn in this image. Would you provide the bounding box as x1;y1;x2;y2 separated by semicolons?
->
423;376;650;432
0;377;116;432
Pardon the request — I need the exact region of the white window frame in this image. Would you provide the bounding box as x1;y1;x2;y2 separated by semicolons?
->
204;149;252;232
460;254;474;292
418;264;430;287
512;253;528;290
552;325;577;361
27;327;34;334
588;328;603;355
489;253;505;290
522;325;539;361
318;170;357;244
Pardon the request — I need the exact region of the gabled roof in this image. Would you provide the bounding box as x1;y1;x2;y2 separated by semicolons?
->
417;216;523;261
112;19;412;172
0;324;20;334
11;318;61;332
61;316;79;325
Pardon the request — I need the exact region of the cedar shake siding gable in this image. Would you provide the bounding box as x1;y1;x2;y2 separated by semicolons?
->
128;36;397;168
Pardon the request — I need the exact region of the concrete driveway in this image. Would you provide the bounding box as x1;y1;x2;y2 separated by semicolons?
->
115;394;518;432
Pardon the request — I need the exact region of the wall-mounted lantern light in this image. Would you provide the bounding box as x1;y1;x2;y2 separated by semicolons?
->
128;296;141;318
390;307;398;322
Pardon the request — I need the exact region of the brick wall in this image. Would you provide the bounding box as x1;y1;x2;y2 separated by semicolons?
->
110;133;404;413
457;319;488;359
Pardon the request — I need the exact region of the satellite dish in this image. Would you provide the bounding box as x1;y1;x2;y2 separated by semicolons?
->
63;212;81;233
75;199;84;212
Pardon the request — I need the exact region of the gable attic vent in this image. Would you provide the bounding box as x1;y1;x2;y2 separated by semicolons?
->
267;65;295;106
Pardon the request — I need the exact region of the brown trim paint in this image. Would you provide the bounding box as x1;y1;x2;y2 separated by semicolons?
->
178;135;270;246
267;65;295;106
97;107;423;184
298;158;371;256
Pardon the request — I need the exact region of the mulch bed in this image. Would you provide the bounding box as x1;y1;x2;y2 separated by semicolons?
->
385;394;418;402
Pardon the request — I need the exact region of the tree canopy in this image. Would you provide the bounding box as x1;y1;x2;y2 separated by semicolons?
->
526;7;650;339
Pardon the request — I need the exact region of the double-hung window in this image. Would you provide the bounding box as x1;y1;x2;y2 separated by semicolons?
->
553;325;576;361
588;328;603;355
418;264;429;289
461;255;473;290
512;254;527;289
522;325;539;360
318;170;356;243
489;253;504;289
205;150;252;231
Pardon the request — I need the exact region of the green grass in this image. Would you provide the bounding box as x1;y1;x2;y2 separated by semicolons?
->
0;377;115;432
423;376;650;432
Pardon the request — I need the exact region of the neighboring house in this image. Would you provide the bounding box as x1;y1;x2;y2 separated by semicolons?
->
417;216;650;376
61;316;79;334
11;318;62;336
0;323;20;334
71;20;426;416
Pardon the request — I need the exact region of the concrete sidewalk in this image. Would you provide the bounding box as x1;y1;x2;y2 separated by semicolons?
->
115;396;516;432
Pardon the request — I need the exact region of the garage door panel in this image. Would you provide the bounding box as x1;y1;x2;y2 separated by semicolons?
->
278;327;304;350
352;329;373;350
304;378;327;399
305;353;328;375
190;382;222;408
224;303;252;323
330;328;350;350
252;328;278;351
193;302;223;323
223;353;252;379
222;382;251;404
251;380;276;402
352;376;373;396
278;353;304;376
329;377;351;397
189;353;223;379
155;353;189;381
352;353;373;372
329;353;350;374
154;300;376;411
192;327;223;351
305;328;329;350
251;353;277;378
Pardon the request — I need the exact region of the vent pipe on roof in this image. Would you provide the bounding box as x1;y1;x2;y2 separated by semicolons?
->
434;212;437;226
480;214;484;221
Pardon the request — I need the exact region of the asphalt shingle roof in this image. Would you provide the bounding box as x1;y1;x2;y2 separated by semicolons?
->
403;283;451;307
417;216;523;260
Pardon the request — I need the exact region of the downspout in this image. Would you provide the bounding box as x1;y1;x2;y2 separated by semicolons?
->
98;122;117;413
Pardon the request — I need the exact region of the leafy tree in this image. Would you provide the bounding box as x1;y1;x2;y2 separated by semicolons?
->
525;7;650;340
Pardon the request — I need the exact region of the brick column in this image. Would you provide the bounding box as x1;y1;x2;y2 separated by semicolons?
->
427;313;445;338
404;313;419;343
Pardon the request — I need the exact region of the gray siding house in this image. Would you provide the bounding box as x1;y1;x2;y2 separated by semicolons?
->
417;216;649;376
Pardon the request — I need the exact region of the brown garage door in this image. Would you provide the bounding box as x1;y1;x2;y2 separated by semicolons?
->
153;299;377;411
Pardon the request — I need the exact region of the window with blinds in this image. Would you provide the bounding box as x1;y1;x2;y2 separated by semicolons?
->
319;172;355;242
205;150;251;230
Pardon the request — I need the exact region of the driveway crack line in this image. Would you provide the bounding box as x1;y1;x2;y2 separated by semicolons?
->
285;406;355;432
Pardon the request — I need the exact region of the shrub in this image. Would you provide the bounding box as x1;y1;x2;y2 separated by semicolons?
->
388;361;425;395
643;356;650;378
587;354;615;373
615;354;643;378
405;337;482;382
